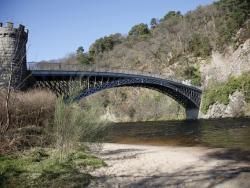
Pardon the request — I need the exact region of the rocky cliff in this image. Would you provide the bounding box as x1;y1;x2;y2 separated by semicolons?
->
200;22;250;118
201;91;248;118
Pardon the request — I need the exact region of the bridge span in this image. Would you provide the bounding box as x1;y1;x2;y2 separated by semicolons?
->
29;64;202;120
0;23;201;120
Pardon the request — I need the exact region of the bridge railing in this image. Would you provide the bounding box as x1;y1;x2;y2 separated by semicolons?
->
28;63;192;86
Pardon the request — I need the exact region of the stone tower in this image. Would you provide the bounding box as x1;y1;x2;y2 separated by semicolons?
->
0;22;28;89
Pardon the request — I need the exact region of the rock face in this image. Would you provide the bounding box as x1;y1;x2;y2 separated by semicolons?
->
199;21;250;119
204;102;227;119
0;22;28;89
200;38;250;87
200;19;250;88
226;91;247;117
234;19;250;47
203;91;247;119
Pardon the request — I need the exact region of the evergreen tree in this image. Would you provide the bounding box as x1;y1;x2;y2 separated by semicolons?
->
128;23;150;37
76;46;91;64
150;18;158;29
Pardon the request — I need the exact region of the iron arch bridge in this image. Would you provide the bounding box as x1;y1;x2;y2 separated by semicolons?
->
30;66;202;120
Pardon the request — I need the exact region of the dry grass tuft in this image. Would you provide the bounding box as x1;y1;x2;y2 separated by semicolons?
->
0;89;56;154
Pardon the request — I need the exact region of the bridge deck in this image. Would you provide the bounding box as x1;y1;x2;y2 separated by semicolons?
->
31;70;201;92
28;63;201;91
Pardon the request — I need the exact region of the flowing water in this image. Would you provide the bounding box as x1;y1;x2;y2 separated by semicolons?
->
105;117;250;151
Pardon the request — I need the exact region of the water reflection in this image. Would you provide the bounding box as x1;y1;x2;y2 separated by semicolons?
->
105;118;250;151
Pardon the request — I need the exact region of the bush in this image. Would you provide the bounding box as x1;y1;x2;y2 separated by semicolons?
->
53;98;108;155
0;89;55;128
201;73;250;113
188;34;212;57
0;89;56;154
183;66;202;86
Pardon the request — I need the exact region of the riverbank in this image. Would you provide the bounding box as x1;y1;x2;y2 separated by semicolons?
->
0;147;105;187
89;143;250;188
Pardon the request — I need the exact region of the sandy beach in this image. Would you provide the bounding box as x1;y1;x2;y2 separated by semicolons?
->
88;143;250;188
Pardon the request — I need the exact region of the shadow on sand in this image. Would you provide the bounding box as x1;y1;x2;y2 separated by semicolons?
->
90;147;250;188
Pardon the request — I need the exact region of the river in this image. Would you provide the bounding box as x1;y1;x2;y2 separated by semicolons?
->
105;117;250;151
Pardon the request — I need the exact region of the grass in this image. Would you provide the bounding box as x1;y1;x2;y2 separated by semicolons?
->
0;89;108;187
0;147;105;188
53;98;108;154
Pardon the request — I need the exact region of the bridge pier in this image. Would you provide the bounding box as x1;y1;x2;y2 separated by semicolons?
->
186;108;199;120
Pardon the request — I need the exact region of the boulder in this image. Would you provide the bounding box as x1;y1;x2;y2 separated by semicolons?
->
204;91;247;119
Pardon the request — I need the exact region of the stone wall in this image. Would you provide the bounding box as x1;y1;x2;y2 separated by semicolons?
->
0;22;28;89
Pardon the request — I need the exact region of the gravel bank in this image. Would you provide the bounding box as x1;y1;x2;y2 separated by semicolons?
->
88;143;250;188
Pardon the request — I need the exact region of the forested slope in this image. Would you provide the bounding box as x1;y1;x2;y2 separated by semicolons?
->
38;0;250;120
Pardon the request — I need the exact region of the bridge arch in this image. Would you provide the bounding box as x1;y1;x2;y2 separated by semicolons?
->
72;78;200;119
30;69;202;119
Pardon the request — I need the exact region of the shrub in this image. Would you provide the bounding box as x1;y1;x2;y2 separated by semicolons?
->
53;98;108;155
0;89;56;154
188;34;212;57
201;73;250;113
183;66;202;86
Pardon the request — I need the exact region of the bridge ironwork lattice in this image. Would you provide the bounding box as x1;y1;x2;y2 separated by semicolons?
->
28;63;202;119
28;63;198;87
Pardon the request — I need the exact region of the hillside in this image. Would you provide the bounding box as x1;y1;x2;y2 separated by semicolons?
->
38;0;250;120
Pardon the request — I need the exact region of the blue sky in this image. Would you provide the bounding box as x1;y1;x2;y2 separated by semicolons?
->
0;0;214;62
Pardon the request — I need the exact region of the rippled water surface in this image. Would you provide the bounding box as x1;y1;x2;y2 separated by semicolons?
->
105;118;250;150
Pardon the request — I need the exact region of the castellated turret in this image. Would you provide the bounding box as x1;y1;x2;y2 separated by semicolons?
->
0;22;29;89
